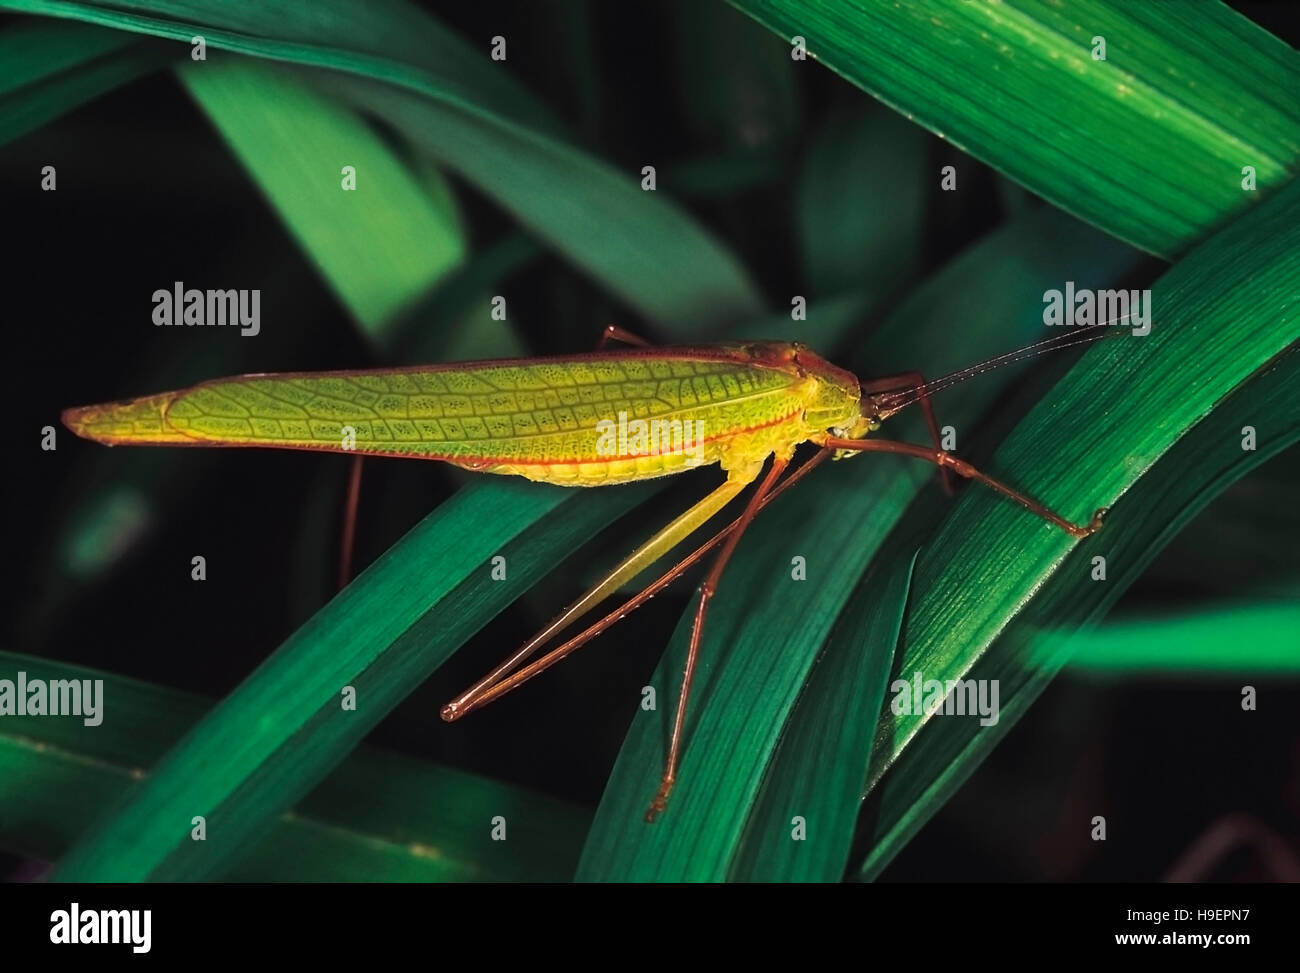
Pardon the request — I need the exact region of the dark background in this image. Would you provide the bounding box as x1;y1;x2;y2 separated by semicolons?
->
3;0;1298;881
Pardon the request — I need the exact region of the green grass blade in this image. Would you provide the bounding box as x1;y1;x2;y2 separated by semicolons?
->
11;0;563;131
1;1;764;332
0;652;587;881
47;478;649;881
729;549;918;882
388;231;539;364
576;207;1142;881
732;0;1300;258
860;349;1300;879
854;178;1300;881
179;58;466;348
1057;598;1300;674
0;17;132;97
798;106;927;298
0;18;166;143
868;176;1300;792
307;68;763;336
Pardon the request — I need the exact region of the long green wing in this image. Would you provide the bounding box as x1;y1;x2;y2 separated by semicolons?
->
62;350;803;469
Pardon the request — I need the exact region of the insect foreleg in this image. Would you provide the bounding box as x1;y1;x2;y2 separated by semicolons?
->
861;371;952;495
821;435;1105;537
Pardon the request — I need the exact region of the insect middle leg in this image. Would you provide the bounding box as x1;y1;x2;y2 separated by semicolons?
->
338;454;365;589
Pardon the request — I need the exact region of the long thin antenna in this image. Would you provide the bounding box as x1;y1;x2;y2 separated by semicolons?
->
874;314;1137;418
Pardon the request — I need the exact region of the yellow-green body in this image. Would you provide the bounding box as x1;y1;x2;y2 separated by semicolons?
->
63;341;865;485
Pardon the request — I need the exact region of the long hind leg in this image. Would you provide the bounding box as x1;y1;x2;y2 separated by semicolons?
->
442;463;765;722
647;454;789;821
445;450;833;717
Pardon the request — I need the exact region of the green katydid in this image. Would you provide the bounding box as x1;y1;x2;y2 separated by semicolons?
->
64;322;1119;819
